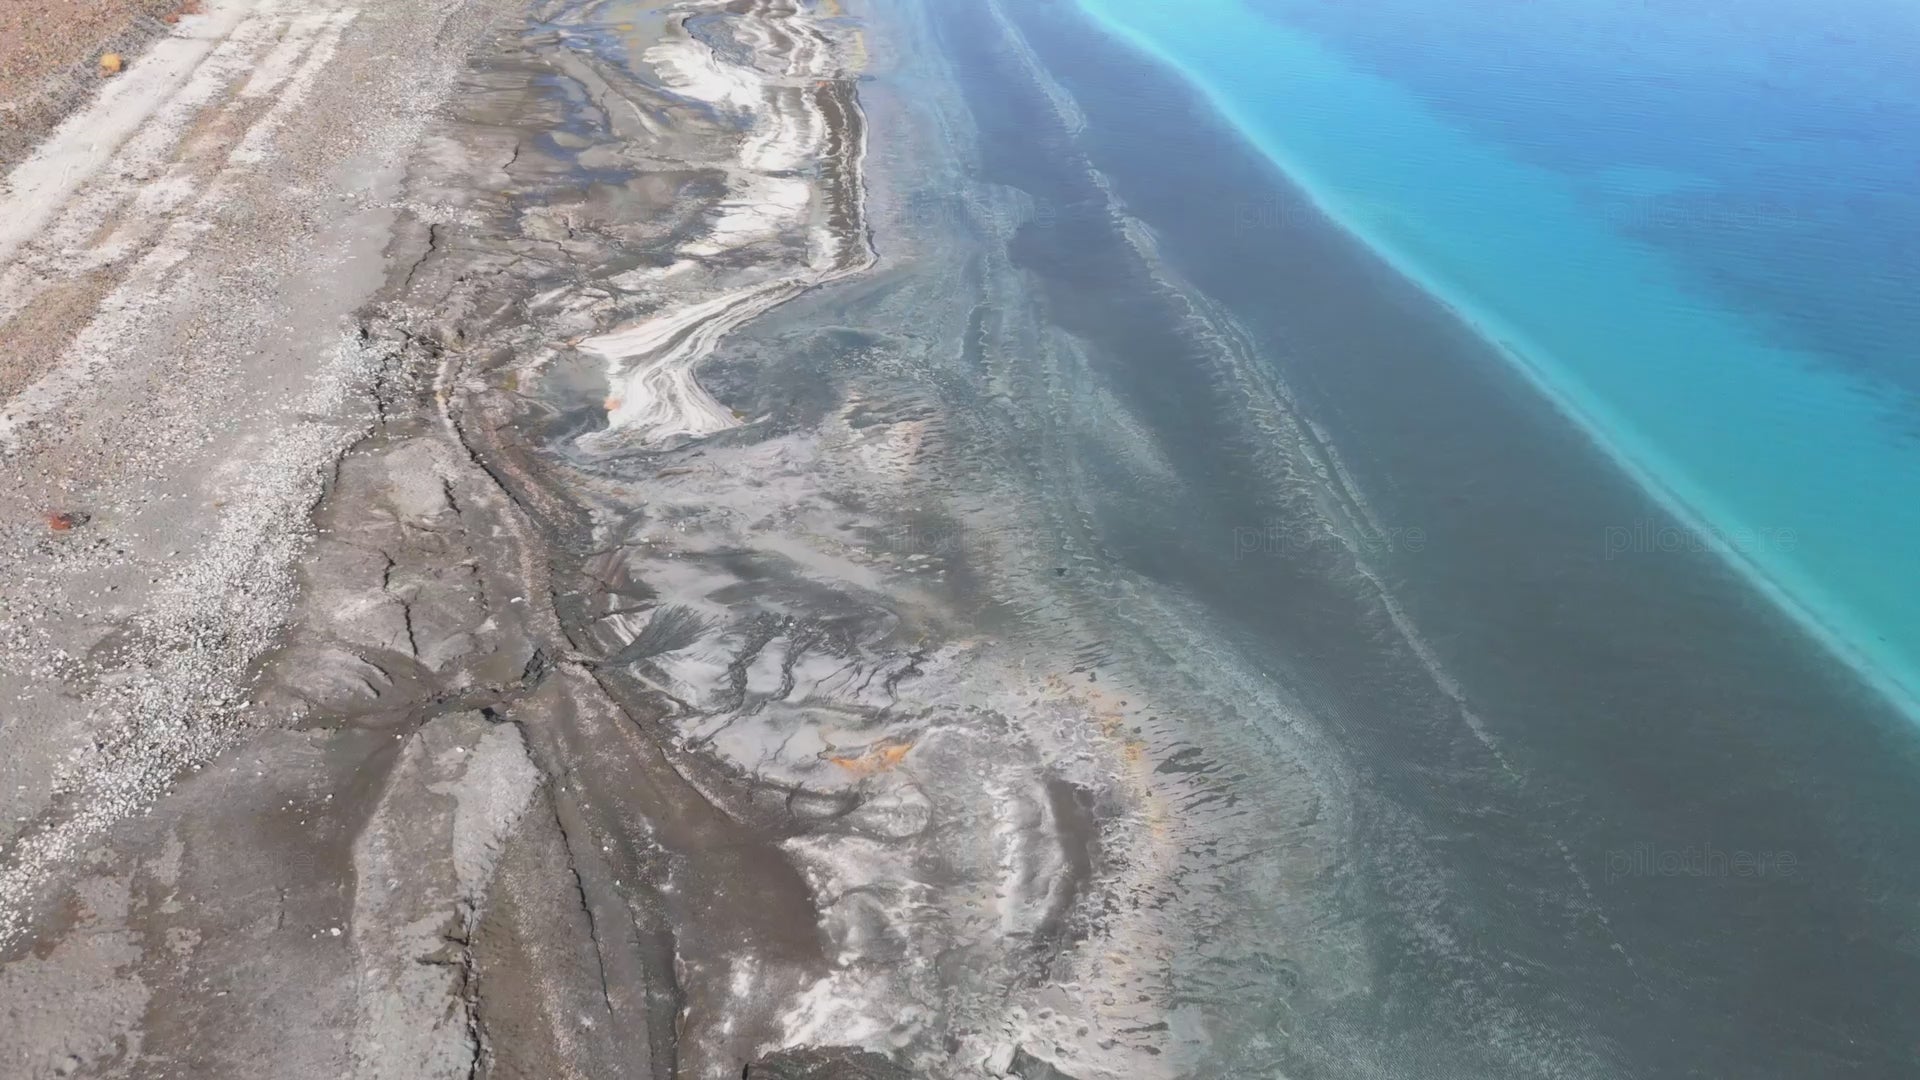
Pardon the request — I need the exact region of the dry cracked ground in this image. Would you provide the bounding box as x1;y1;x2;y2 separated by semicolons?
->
0;1;958;1077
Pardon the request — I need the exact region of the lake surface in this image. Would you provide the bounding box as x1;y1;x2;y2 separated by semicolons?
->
883;0;1920;1074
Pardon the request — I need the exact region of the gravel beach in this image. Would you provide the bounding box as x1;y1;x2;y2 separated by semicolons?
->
0;0;194;166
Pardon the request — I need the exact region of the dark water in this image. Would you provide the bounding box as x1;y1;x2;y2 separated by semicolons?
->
907;0;1920;1075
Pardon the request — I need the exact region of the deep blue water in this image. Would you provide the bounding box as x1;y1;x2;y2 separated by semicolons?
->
1074;0;1920;718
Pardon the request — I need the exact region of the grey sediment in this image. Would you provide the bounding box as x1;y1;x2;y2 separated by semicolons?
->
250;0;903;1075
0;0;1171;1076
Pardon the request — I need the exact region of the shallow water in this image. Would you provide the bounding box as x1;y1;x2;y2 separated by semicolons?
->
884;0;1920;1074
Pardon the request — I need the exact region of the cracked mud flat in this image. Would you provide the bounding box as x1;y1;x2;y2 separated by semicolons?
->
1;0;1338;1077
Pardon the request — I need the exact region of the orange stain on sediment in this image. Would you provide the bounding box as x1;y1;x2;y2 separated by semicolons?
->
1044;673;1164;834
828;738;914;775
604;396;623;413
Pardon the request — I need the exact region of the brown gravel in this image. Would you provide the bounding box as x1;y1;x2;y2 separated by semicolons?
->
0;0;188;165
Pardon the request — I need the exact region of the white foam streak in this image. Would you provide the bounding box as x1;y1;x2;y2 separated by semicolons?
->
585;0;874;449
583;280;794;441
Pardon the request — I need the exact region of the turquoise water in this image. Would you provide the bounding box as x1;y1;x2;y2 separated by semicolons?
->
1074;0;1920;716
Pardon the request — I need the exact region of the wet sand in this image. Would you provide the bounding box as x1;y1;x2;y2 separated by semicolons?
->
327;1;1173;1073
